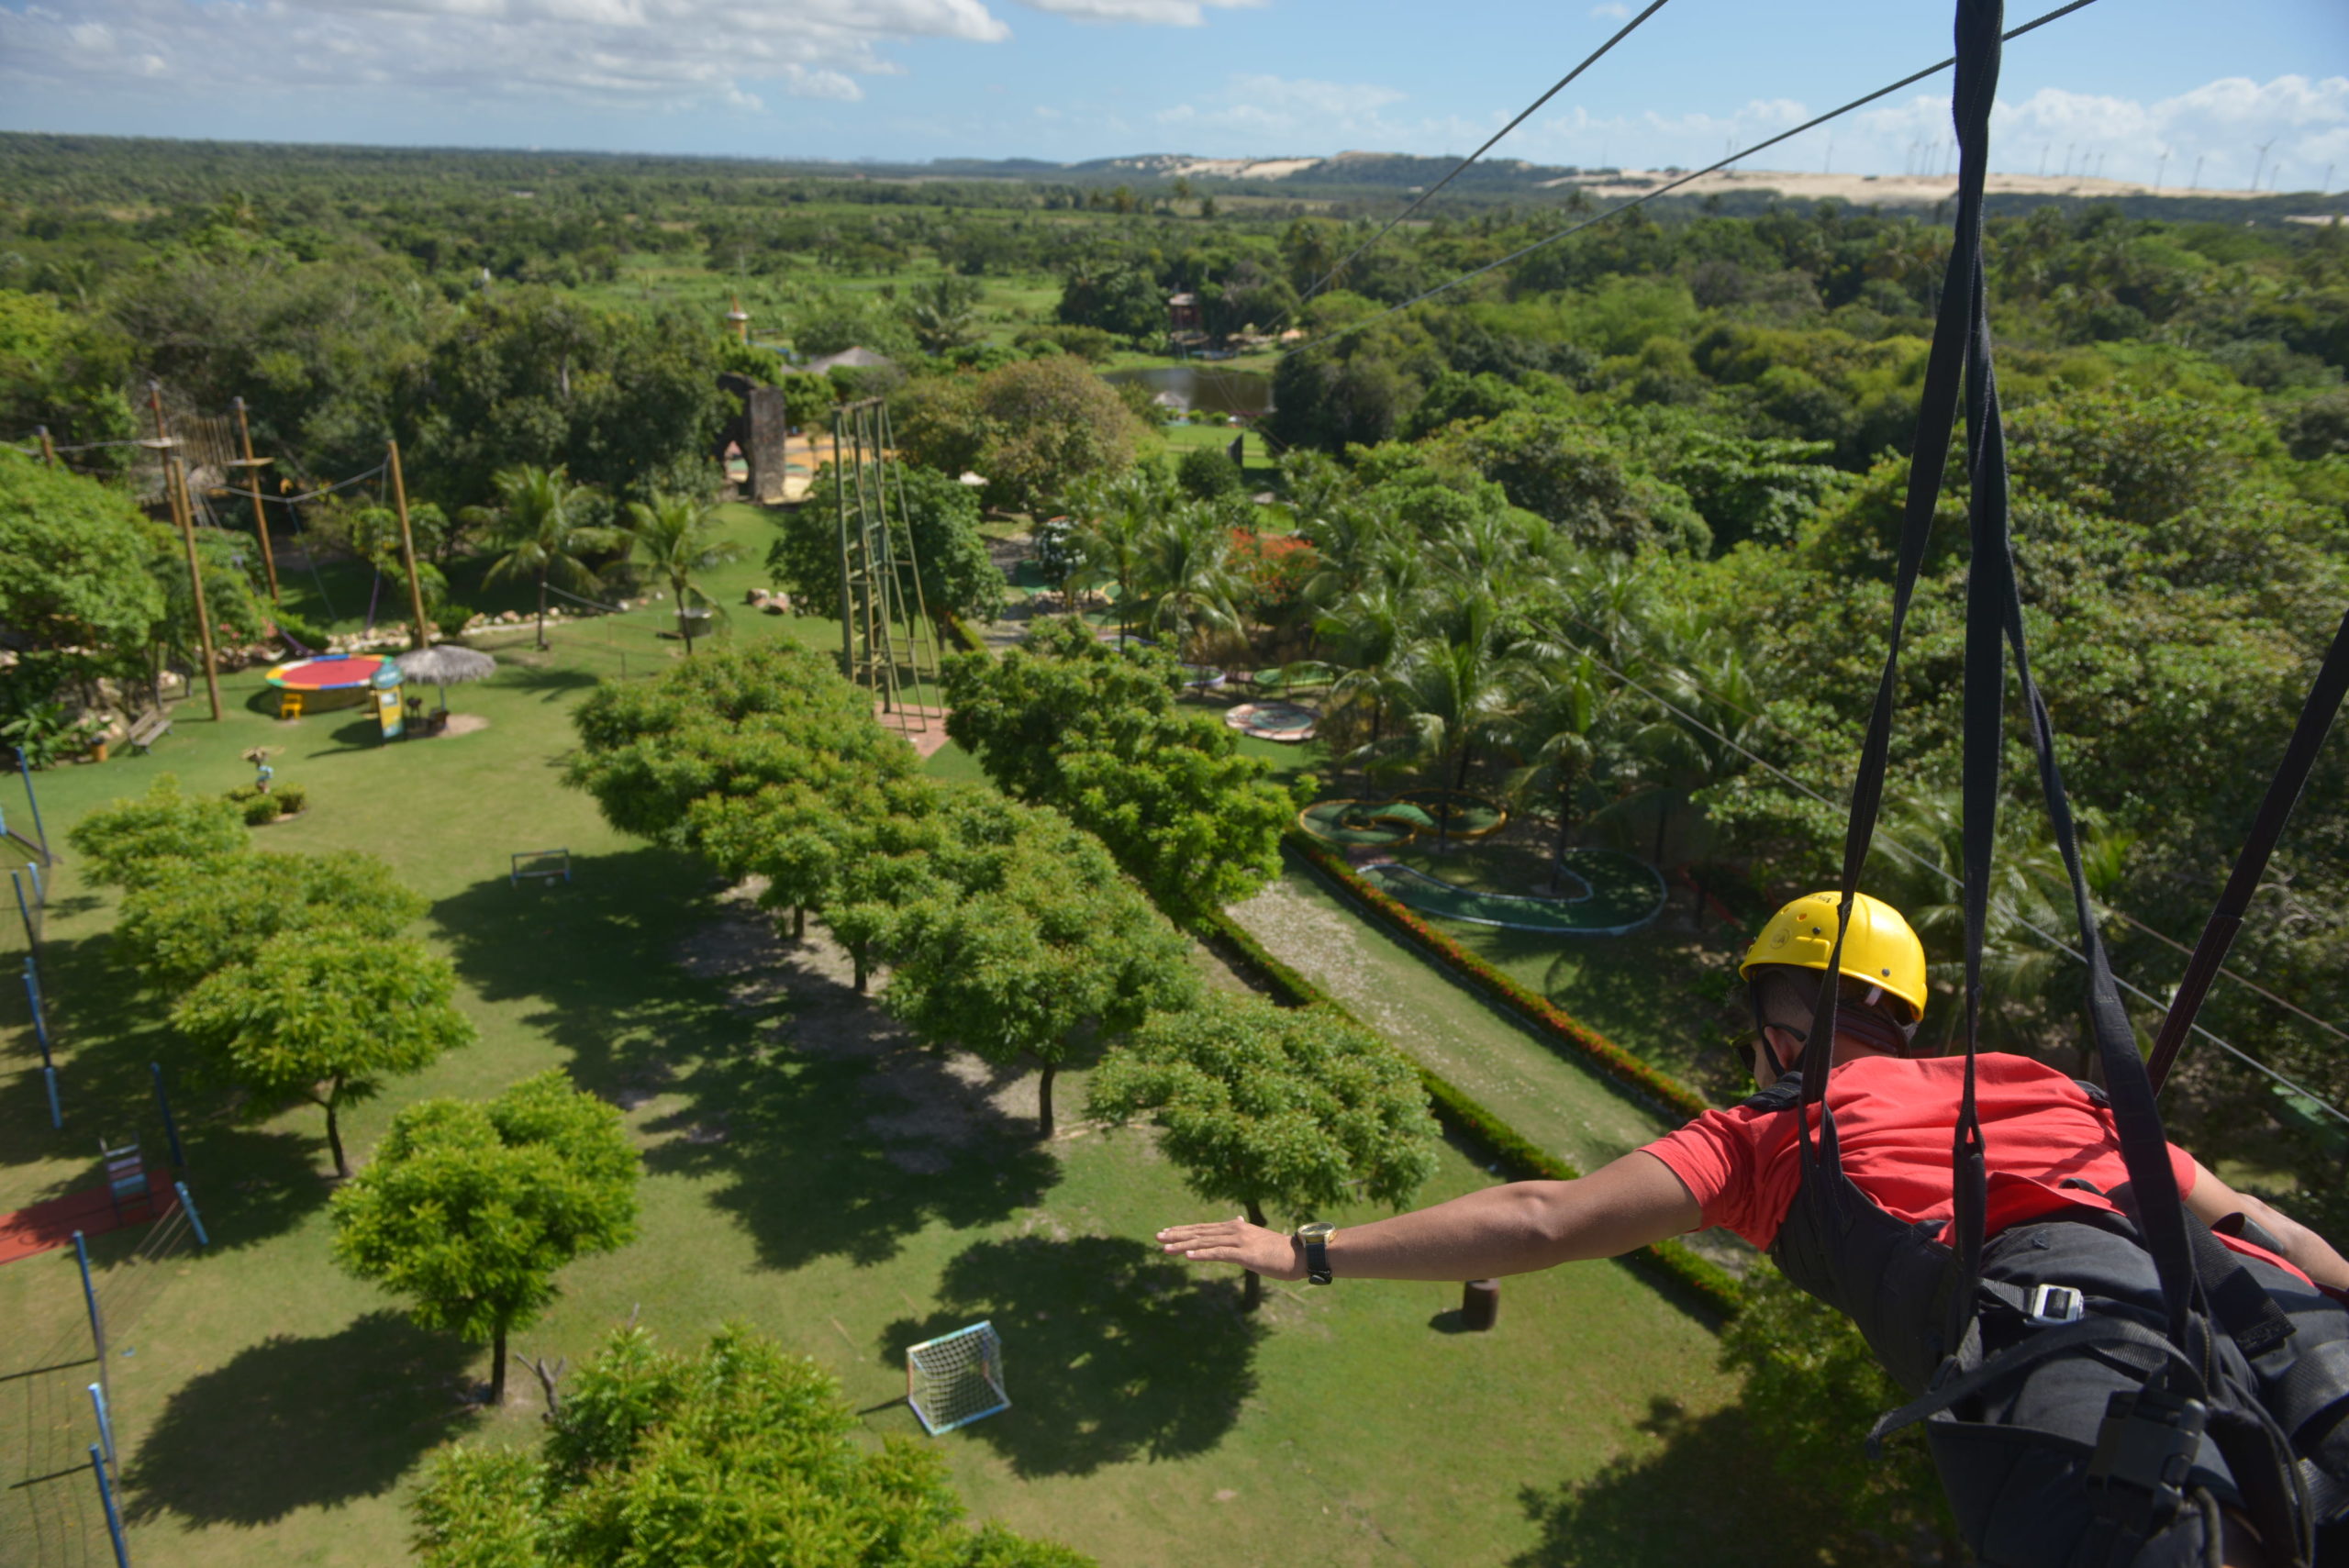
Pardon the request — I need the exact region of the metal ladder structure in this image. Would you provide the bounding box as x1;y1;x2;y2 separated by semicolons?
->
831;398;944;746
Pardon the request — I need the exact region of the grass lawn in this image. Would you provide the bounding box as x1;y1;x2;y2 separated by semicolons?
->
0;521;1765;1567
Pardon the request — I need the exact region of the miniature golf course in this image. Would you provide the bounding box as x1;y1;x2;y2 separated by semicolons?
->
1360;851;1667;935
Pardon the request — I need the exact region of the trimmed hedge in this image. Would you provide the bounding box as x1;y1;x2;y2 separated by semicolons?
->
941;612;988;656
1190;906;1746;1318
1285;833;1714;1121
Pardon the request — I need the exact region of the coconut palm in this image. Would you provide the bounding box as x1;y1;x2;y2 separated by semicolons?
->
484;465;615;651
1383;592;1525;844
1067;468;1172;644
1137;504;1239;660
1508;650;1613;892
616;493;742;656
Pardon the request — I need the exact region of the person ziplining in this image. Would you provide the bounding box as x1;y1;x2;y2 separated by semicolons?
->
1159;1;2349;1562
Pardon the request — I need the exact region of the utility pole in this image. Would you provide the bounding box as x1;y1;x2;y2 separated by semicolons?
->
35;426;55;469
232;397;280;602
167;455;224;722
386;440;431;651
2154;150;2169;193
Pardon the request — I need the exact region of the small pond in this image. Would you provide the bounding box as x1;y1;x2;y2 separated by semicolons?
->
1104;364;1275;417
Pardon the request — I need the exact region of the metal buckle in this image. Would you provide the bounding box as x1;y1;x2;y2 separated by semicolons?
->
2026;1283;2086;1327
2086;1385;2207;1535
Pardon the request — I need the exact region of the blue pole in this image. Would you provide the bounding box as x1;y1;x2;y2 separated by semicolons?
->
45;1065;61;1129
19;746;52;865
28;858;43;907
88;1382;117;1468
150;1064;184;1169
26;959;53;1070
173;1182;209;1248
12;869;34;955
72;1231;108;1406
90;1445;130;1567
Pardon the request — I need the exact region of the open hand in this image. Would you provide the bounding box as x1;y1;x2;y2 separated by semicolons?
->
1156;1218;1304;1281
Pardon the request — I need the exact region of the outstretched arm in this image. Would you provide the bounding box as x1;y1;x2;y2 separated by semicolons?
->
1156;1151;1702;1284
2182;1157;2349;1294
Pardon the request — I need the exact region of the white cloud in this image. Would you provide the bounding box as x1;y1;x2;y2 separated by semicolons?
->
1516;74;2349;191
1589;4;1629;18
0;0;1268;119
1017;0;1263;23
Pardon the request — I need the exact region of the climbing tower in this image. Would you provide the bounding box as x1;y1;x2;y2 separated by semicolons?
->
831;398;943;746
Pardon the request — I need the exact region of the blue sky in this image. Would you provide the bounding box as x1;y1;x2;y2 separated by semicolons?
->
2;0;2343;190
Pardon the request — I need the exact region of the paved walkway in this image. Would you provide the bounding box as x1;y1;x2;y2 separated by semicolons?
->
0;1168;177;1266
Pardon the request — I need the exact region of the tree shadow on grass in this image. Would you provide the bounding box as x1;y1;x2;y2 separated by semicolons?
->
121;1309;480;1528
880;1235;1262;1478
434;853;1055;1272
1508;1398;1866;1568
485;664;602;702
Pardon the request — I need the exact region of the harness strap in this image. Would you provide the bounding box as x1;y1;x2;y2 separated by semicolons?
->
1865;1314;2201;1459
2271;1340;2349;1451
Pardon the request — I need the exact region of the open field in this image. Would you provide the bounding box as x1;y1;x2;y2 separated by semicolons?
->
0;504;1761;1567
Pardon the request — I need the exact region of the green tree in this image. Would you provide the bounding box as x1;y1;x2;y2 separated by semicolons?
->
617;493;741;655
483;463;617;650
332;1071;638;1406
973;356;1143;515
883;791;1199;1137
942;622;1300;920
1138;505;1240;660
901;273;985;355
0;291;138;464
408;1323;1092;1565
1089;993;1440;1310
173;930;476;1177
64;774;247;890
0;451;166;684
1065;467;1172;644
1175;445;1243;503
114;850;426;994
764;462;1005;628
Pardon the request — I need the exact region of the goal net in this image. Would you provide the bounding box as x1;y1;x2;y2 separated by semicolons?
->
905;1320;1009;1435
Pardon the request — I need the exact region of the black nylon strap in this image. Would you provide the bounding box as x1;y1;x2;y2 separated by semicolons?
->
2145;606;2349;1094
1865;1312;2200;1458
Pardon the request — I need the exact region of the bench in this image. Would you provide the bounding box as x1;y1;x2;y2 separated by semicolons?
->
127;710;173;754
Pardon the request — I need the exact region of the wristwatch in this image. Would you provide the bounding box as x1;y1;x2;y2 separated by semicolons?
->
1297;1221;1337;1285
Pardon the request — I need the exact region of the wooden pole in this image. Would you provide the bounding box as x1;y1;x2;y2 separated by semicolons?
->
386;440;430;651
35;427;56;469
233;398;281;602
168;456;224;723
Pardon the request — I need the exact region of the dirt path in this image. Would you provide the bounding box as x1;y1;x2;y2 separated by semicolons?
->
1228;862;1754;1275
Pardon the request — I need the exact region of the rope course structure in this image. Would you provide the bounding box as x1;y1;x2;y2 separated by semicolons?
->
831;398;944;749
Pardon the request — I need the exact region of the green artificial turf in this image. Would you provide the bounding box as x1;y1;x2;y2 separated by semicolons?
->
0;520;1765;1565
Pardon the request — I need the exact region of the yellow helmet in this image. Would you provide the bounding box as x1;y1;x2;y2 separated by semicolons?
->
1740;890;1928;1023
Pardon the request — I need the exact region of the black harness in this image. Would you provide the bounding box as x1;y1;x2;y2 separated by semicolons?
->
1779;4;2349;1562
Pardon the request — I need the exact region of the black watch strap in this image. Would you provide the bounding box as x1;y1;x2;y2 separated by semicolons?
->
1299;1224;1334;1285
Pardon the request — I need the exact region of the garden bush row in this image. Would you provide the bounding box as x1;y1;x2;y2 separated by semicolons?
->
1284;833;1715;1121
1188;904;1746;1318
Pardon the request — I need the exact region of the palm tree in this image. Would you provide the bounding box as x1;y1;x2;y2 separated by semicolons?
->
1508;651;1612;892
617;493;743;656
1068;469;1171;644
1385;593;1524;845
483;465;613;651
1138;505;1239;661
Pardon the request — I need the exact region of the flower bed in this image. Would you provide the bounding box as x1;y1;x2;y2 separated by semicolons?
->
1190;905;1744;1318
1285;832;1713;1122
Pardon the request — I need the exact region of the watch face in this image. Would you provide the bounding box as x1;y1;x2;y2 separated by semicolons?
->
1298;1222;1335;1240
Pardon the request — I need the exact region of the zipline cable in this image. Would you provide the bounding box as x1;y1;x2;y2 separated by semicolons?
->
1281;0;2101;362
1553;635;2349;1125
1293;0;1675;310
1551;601;2349;1046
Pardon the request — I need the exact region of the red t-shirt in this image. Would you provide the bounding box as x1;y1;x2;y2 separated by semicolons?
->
1642;1051;2304;1280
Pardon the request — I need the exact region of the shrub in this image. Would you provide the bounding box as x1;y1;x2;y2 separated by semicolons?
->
67;775;248;889
241;793;284;826
1175;445;1243;502
271;606;329;653
431;601;475;640
273;783;307;815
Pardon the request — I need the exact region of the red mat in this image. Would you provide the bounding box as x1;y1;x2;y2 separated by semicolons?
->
0;1168;178;1266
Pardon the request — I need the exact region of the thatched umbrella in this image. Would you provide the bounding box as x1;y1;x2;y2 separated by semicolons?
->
396;644;497;712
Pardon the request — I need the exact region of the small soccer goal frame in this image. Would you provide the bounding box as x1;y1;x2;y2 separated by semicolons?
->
905;1320;1009;1436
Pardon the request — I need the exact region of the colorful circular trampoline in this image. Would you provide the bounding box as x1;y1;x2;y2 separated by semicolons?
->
1224;701;1319;742
263;654;405;694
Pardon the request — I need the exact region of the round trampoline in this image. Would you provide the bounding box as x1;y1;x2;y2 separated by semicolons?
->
1225;701;1319;742
264;654;404;695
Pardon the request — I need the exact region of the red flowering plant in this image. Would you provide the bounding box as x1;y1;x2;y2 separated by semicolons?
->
1225;528;1317;627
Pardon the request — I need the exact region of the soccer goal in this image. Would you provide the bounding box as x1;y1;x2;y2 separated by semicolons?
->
905;1320;1009;1435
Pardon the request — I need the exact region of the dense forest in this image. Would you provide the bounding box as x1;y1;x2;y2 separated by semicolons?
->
4;132;2344;1241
